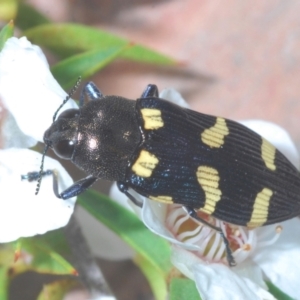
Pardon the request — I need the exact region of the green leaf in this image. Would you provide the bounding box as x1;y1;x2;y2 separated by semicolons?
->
0;245;15;266
121;43;176;65
0;20;14;51
34;229;72;258
266;281;294;300
20;231;76;275
134;253;168;300
0;244;31;277
78;190;172;274
25;23;176;65
170;278;201;300
37;279;78;300
15;2;50;31
51;46;128;89
0;0;17;21
0;266;9;300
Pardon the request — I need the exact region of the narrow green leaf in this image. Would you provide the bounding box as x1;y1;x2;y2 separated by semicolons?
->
78;190;172;274
0;241;67;279
25;23;176;65
51;46;128;89
0;20;14;51
0;244;30;276
34;229;72;258
121;44;177;65
37;279;78;300
0;246;14;266
15;2;50;31
21;234;76;275
266;281;294;300
134;253;168;300
0;267;9;300
25;23;126;55
170;278;201;300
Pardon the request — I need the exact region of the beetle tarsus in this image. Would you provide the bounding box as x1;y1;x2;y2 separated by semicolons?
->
21;169;52;182
22;169;97;200
184;206;236;267
219;231;236;267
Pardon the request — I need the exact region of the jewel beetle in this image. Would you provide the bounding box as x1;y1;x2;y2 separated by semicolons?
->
26;81;300;266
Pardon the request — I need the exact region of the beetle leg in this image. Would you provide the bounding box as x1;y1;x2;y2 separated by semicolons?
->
141;84;159;98
184;206;236;267
22;170;97;199
117;182;143;207
58;175;97;199
21;170;53;182
79;82;104;106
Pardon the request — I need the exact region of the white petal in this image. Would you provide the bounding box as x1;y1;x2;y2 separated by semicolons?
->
171;247;274;300
2;112;36;149
233;260;267;290
170;246;202;280
142;200;202;251
159;88;190;108
0;37;78;142
110;186;191;251
240;120;299;168
0;148;75;242
253;218;300;299
193;263;275;300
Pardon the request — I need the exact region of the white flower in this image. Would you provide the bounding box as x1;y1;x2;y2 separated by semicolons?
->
0;148;75;242
110;89;300;299
0;37;77;142
0;37;78;242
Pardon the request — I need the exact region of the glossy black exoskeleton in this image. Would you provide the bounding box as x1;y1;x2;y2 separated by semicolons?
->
25;81;300;267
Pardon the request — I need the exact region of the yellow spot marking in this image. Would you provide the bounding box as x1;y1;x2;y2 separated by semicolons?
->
141;108;164;130
201;117;229;148
149;195;173;203
247;188;273;227
196;166;222;214
261;138;276;171
132;150;159;177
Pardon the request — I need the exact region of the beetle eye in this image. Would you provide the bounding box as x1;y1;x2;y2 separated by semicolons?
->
53;140;75;159
58;109;79;119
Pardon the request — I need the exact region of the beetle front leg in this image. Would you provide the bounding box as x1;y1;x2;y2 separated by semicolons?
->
22;170;97;200
79;81;104;106
58;175;97;199
184;206;236;267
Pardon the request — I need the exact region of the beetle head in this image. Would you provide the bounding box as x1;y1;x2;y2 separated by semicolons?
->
44;108;79;160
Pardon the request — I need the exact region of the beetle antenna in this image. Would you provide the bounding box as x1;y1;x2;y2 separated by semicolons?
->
52;76;82;122
35;144;50;195
35;77;82;195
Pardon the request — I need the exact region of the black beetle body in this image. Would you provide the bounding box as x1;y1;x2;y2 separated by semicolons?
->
35;82;300;266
